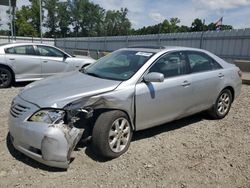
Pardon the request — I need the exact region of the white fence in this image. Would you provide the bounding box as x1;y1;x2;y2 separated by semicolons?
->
55;28;250;62
1;28;250;63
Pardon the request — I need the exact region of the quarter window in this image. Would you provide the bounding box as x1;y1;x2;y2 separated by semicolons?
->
37;46;64;57
149;52;188;78
187;52;222;73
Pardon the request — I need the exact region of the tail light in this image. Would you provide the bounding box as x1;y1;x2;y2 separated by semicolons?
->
238;69;242;78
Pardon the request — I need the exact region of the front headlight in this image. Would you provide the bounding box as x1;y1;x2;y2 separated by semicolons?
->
29;109;65;124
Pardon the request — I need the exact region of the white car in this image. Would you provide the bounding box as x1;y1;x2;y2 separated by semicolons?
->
0;43;95;88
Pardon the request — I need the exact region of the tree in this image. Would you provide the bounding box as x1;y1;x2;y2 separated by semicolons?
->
169;17;180;32
191;18;203;32
43;0;59;37
29;0;41;35
69;0;105;37
221;25;233;30
15;5;38;36
83;2;105;36
178;25;190;32
57;1;71;37
104;8;131;36
206;23;216;31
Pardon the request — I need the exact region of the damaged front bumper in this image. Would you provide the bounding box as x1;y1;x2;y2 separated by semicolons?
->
8;96;84;169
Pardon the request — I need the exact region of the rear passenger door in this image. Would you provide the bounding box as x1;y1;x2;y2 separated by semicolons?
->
5;45;42;80
186;51;224;113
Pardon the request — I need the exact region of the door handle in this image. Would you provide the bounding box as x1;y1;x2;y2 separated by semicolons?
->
218;73;224;78
181;80;191;87
9;58;15;60
43;60;48;63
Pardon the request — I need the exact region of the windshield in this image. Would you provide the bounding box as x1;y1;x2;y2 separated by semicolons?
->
83;50;154;81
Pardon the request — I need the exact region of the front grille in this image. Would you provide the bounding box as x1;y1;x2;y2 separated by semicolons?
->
10;103;30;118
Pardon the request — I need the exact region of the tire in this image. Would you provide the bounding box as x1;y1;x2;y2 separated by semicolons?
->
208;89;232;119
91;110;133;159
0;67;12;88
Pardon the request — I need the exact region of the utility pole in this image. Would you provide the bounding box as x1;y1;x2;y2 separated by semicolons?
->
200;19;205;49
8;0;13;42
39;0;43;43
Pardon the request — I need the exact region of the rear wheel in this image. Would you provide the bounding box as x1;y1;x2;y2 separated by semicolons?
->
208;89;232;119
0;67;12;88
91;110;133;158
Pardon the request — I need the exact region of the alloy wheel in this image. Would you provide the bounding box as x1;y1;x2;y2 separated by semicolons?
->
108;117;131;153
0;69;9;87
217;92;230;116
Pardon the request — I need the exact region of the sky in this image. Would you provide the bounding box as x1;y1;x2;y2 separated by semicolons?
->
0;0;250;30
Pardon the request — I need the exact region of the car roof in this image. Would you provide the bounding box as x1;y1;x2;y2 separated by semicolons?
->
0;42;54;48
124;46;210;53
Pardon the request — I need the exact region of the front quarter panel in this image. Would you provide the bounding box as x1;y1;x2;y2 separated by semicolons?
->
64;85;136;129
65;58;96;72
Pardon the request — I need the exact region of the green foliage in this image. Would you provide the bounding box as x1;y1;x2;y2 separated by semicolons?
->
191;18;204;31
69;0;105;37
6;0;233;37
15;5;38;36
132;18;233;35
57;1;71;37
104;8;131;36
43;0;59;37
29;0;41;35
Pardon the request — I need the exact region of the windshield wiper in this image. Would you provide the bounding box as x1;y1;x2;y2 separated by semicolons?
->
85;72;102;78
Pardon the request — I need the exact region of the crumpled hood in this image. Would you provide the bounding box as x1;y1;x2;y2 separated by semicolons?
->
19;71;121;108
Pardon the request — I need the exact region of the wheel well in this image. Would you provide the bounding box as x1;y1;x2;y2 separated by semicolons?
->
0;64;15;84
93;108;135;131
223;86;235;102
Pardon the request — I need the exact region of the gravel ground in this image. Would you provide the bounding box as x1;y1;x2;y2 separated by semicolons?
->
0;83;249;188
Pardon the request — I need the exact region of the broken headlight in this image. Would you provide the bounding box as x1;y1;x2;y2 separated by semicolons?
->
29;109;65;124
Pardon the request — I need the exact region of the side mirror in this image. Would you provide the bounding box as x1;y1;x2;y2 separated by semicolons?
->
143;72;164;83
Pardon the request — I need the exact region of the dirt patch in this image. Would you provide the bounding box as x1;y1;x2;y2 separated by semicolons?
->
0;84;249;188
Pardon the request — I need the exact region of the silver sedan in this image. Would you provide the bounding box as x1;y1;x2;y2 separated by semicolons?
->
0;43;95;88
9;46;242;168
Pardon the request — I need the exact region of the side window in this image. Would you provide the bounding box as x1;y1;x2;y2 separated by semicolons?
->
187;52;222;73
37;46;64;57
5;47;15;54
5;45;35;55
149;52;187;78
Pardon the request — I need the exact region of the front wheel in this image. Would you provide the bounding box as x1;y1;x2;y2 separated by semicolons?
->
208;89;232;119
91;110;133;159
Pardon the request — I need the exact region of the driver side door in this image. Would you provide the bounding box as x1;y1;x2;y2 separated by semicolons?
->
135;51;193;131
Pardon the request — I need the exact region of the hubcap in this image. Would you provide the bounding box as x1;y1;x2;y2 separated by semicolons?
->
217;92;230;116
0;69;9;87
108;118;131;153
